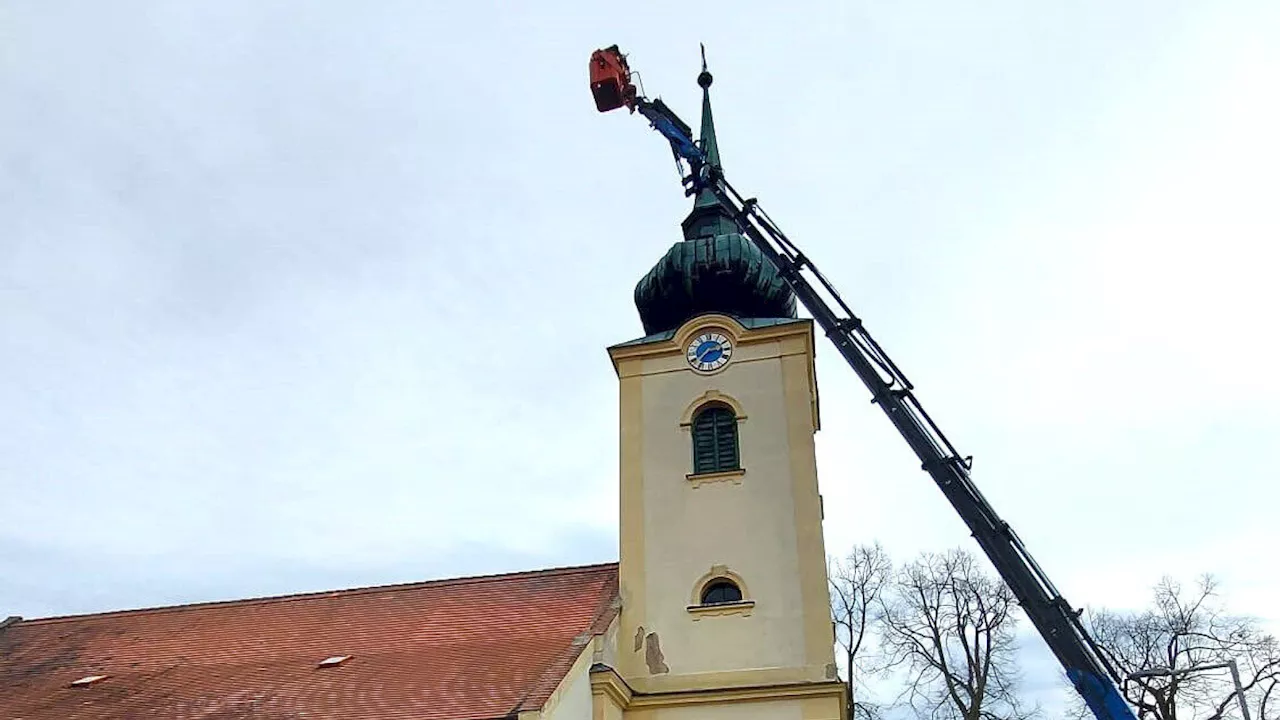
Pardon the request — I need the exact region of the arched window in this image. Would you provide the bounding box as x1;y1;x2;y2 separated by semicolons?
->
691;403;739;474
700;579;743;605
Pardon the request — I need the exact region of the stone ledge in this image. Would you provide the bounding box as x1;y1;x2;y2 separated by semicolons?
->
686;600;755;620
686;468;746;488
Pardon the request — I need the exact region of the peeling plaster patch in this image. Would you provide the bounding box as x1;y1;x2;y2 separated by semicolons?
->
644;633;669;674
825;662;838;679
633;626;645;652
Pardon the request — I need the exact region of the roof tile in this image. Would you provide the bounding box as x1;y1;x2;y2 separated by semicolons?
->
0;562;620;720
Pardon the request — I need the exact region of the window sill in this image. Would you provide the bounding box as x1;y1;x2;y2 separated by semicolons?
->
686;600;755;620
685;468;746;489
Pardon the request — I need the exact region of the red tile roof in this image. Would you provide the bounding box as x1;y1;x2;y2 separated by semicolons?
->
0;562;620;720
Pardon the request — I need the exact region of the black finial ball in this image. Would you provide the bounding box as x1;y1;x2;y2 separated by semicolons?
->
697;69;713;88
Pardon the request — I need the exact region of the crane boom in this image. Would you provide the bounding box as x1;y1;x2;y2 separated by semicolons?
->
590;46;1139;720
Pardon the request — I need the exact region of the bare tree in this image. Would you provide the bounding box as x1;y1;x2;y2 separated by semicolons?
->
878;548;1038;720
830;542;894;720
1084;575;1280;720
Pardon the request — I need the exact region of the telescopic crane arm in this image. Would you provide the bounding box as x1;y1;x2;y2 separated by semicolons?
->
588;45;1140;720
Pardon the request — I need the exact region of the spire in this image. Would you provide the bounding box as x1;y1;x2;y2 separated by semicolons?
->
696;44;720;173
632;45;798;335
682;45;737;239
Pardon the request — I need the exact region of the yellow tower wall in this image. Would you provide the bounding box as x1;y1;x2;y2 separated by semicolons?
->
608;314;841;701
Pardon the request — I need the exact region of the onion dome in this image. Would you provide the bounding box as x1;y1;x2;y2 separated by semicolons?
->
634;48;797;336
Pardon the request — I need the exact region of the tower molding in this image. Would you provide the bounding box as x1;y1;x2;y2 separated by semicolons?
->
688;564;752;605
672;312;744;350
678;389;746;426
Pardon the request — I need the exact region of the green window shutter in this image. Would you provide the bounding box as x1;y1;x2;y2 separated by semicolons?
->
714;410;737;469
692;405;739;474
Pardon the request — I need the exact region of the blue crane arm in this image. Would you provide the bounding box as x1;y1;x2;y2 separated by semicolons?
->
635;99;709;195
626;95;1139;720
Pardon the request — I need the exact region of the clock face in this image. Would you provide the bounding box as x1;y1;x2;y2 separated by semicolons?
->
686;332;733;372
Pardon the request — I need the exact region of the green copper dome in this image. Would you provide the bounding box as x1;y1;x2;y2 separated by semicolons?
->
634;53;797;336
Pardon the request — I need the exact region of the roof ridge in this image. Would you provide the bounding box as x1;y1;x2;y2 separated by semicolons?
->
19;560;620;626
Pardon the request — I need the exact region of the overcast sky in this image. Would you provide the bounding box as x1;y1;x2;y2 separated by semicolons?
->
2;0;1277;714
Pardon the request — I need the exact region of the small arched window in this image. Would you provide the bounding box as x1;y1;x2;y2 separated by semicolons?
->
700;579;743;605
691;403;739;474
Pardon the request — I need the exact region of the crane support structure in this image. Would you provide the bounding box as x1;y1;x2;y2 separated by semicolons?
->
589;45;1140;720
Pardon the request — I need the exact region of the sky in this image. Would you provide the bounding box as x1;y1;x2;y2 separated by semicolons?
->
2;0;1278;714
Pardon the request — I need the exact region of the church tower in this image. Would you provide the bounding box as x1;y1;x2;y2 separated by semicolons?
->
602;56;846;719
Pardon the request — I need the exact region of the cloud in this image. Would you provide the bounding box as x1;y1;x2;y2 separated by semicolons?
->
0;524;615;619
1;4;1277;712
